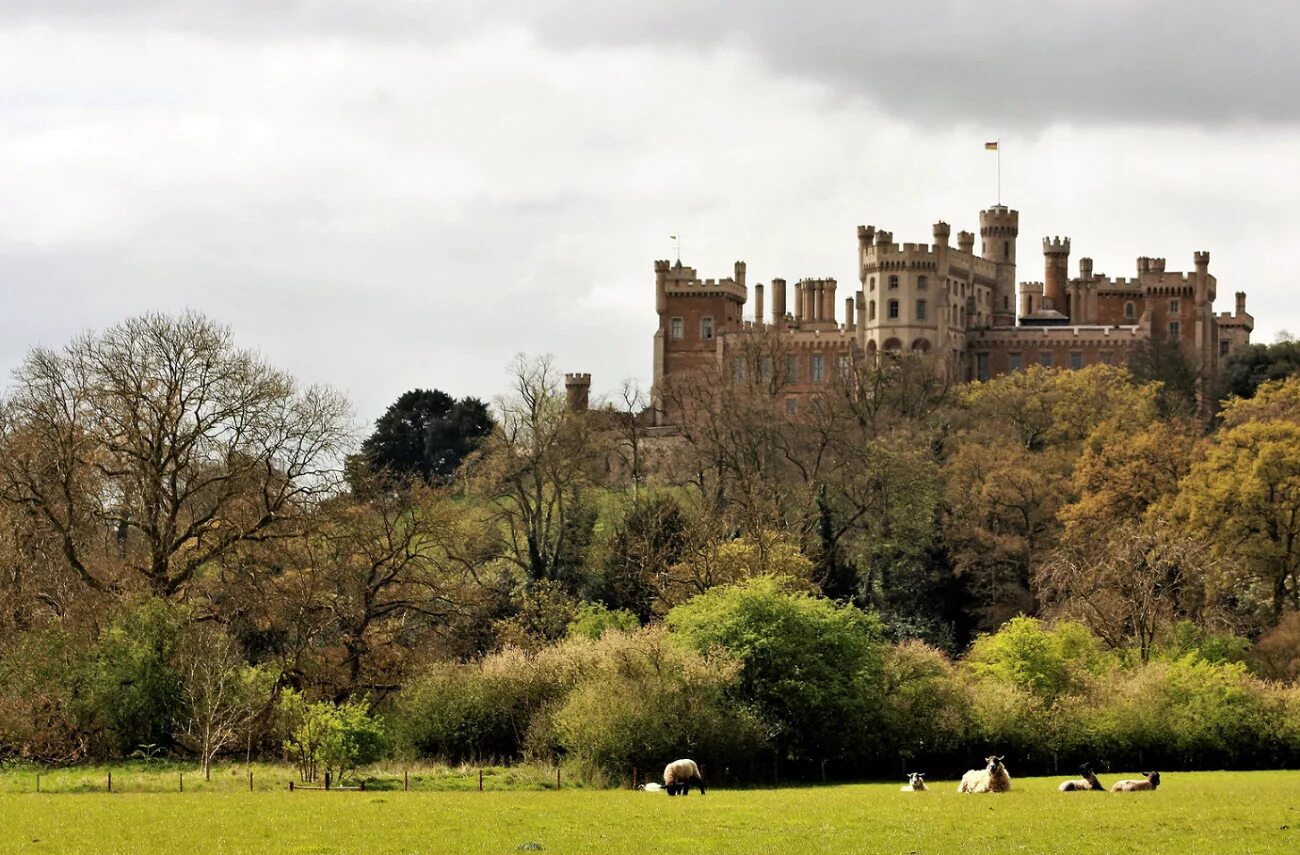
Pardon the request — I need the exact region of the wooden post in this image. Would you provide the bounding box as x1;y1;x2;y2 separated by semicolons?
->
478;769;483;792
556;767;561;790
632;767;638;789
289;781;295;792
324;772;331;791
107;772;112;793
180;773;184;793
248;770;254;792
820;759;827;784
36;775;40;794
404;769;409;792
359;781;366;792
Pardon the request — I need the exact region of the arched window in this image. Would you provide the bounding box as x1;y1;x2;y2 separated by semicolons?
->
868;300;876;320
1125;301;1136;320
912;338;931;351
884;337;903;351
868;276;875;291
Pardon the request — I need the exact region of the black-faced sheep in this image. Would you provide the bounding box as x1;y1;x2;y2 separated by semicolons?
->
958;755;1011;793
1111;771;1160;792
1058;762;1105;792
900;772;928;792
664;759;705;796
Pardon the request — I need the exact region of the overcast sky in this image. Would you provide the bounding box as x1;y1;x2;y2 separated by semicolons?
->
2;1;1297;432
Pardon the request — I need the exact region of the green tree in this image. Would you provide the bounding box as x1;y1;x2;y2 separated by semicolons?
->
666;576;886;763
1214;335;1300;407
357;388;494;486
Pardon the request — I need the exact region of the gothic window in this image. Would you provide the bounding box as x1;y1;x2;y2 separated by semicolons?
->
701;316;714;340
670;317;684;340
868;276;875;291
888;300;899;319
811;354;825;383
869;300;876;321
1125;302;1136;320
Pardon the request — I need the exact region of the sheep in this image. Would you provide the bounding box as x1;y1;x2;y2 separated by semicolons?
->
1111;771;1160;792
958;755;1011;793
639;782;664;793
1058;762;1105;792
900;772;928;792
663;758;705;796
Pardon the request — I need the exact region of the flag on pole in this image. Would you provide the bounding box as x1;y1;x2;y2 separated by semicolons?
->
984;141;999;150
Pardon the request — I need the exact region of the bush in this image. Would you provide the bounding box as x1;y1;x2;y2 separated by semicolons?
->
567;603;639;640
879;641;970;767
279;691;387;783
667;576;886;763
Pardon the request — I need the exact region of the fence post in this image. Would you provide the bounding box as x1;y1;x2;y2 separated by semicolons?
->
556;766;561;790
289;780;295;792
478;769;483;792
359;781;366;792
248;770;254;792
107;772;112;794
36;775;40;794
404;769;409;792
632;767;638;789
324;772;331;791
180;773;184;793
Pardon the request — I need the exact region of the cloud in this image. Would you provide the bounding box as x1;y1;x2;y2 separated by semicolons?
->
4;1;1296;126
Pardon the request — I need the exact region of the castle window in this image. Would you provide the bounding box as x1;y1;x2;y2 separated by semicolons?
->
916;299;927;321
732;357;746;382
1039;352;1053;367
869;300;876;321
1169;299;1180;314
918;275;928;290
811;354;825;383
786;397;797;415
1009;352;1023;370
760;355;773;379
888;275;899;290
786;355;799;383
838;354;851;377
868;276;875;291
1003;240;1009;259
1003;296;1009;310
1027;296;1034;313
1169;320;1181;338
976;353;990;382
670;317;684;340
888;300;899;319
1070;352;1084;370
701;316;714;340
1125;302;1136;320
1220;340;1230;356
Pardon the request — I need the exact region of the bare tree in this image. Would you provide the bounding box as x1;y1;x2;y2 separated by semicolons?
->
0;312;353;599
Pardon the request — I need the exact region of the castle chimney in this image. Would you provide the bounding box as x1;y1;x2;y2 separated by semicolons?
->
1236;291;1246;315
793;282;804;323
1043;237;1071;316
564;373;591;412
825;279;838;324
754;283;764;327
772;278;787;328
957;230;975;254
1079;257;1093;280
845;297;855;331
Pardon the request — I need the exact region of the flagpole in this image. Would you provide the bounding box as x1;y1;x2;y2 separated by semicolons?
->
997;138;1001;206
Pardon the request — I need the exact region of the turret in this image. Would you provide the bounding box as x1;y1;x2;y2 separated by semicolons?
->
754;283;764;327
734;260;746;290
772;278;787;328
1043;236;1071;316
845;297;855;331
1194;251;1210;306
655;259;670;314
932;221;951;247
1236;290;1246;316
981;206;1019;325
565;373;591;412
858;225;876;255
1079;257;1093;280
957;231;975;255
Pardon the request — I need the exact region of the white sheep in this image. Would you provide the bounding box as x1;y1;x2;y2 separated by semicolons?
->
1111;771;1160;792
639;782;664;793
663;758;705;796
958;755;1011;793
900;772;928;792
1058;762;1105;792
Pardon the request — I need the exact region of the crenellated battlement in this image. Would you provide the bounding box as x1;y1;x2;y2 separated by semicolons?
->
564;373;592;384
656;258;747;302
1043;236;1071;255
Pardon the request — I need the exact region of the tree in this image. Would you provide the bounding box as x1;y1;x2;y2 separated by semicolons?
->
0;312;352;600
173;623;276;779
357;389;493;486
278;690;386;784
1129;329;1200;419
667;576;886;764
471;354;604;587
1213;335;1300;407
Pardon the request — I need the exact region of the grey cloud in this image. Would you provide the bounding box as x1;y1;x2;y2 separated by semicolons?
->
3;1;1295;126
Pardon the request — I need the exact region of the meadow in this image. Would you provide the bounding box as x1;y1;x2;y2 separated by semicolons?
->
1;769;1298;854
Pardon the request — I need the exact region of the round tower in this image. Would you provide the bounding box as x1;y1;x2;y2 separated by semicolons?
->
1042;237;1071;316
979;206;1019;265
564;373;591;412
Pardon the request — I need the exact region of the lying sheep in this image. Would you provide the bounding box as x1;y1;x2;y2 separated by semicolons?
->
1058;762;1105;792
664;758;705;796
639;782;664;793
958;755;1011;793
900;772;928;792
1111;771;1160;792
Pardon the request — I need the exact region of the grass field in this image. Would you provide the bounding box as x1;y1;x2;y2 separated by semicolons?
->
2;769;1298;854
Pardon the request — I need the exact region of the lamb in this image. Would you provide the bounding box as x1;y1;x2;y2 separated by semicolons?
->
900;772;928;792
958;755;1011;793
639;782;664;793
1058;762;1105;792
1111;771;1160;792
663;758;705;796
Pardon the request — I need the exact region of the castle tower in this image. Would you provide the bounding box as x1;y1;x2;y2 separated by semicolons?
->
1042;236;1071;317
980;206;1019;326
564;373;591;412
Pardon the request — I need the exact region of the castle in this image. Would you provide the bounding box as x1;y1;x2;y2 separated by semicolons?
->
622;205;1254;423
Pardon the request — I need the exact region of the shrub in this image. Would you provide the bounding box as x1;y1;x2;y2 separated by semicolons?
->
279;690;387;783
567;603;639;640
879;641;970;767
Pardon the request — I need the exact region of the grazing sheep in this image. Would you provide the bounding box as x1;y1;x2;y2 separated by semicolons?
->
958;756;1011;793
1058;762;1105;792
663;759;705;796
1111;771;1161;792
900;772;928;792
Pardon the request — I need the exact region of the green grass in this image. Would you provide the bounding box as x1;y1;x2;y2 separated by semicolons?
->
1;770;1298;853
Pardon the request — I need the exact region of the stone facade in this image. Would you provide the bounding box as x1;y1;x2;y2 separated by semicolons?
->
581;206;1254;422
